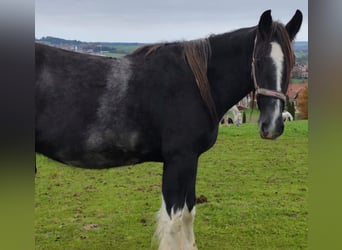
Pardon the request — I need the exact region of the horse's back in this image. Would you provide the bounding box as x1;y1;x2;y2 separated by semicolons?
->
35;44;150;168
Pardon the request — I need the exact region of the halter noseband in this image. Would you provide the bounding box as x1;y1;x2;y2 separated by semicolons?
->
251;37;287;103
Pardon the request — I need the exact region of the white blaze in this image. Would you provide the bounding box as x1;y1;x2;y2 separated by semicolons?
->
270;42;284;92
269;42;284;131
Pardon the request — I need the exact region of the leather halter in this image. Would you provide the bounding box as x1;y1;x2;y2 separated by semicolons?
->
251;37;287;103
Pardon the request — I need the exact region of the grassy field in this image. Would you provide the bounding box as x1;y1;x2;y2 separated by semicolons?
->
290;78;307;84
101;52;127;58
100;45;141;58
35;121;308;249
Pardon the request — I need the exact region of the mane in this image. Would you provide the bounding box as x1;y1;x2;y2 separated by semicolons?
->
131;39;218;122
131;42;170;56
183;39;217;122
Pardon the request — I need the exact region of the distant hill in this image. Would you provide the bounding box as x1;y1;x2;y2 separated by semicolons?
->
293;41;308;65
293;41;308;51
35;36;145;57
37;36;84;46
35;37;308;63
36;36;143;47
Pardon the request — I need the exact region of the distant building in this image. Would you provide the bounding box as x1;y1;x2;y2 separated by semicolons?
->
291;64;308;79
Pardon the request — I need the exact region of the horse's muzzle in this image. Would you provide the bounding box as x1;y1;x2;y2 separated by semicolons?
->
259;121;284;140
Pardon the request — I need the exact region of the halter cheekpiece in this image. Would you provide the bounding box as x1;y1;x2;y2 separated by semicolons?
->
251;37;287;103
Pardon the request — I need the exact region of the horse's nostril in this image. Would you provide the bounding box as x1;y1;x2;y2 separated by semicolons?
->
260;122;275;138
261;123;267;134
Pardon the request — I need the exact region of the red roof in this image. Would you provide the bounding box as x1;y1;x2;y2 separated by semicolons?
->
287;83;306;100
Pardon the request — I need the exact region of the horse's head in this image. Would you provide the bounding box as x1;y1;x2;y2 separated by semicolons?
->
253;10;302;139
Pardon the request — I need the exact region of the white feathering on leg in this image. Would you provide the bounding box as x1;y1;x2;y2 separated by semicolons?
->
156;197;198;250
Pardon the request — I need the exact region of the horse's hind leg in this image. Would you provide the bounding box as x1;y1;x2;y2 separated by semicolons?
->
156;152;198;250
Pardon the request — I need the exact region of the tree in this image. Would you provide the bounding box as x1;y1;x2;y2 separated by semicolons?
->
286;95;296;120
296;84;308;119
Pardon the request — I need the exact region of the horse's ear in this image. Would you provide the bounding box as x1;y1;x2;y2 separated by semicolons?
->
286;10;303;41
258;10;273;40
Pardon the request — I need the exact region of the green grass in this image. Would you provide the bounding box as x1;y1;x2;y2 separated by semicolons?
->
107;45;140;54
35;121;308;249
101;45;141;58
291;78;307;84
101;52;126;58
242;108;260;123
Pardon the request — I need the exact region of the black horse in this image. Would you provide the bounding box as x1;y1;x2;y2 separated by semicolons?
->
35;10;302;249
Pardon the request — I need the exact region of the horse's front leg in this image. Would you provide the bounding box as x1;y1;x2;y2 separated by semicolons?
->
156;152;198;250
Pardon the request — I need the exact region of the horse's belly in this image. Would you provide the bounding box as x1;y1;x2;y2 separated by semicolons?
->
36;129;147;169
67;151;144;169
76;130;160;168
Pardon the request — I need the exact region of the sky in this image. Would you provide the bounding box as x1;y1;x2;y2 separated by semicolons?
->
35;0;308;43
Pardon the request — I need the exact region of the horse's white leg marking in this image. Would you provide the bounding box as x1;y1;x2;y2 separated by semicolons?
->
156;198;182;250
269;42;284;132
156;197;198;250
182;204;197;250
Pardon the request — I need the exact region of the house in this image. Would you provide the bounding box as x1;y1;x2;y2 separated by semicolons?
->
291;64;309;79
287;83;307;103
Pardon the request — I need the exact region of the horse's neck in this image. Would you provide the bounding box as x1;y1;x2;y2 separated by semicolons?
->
208;28;256;118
